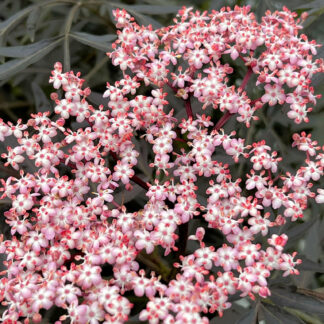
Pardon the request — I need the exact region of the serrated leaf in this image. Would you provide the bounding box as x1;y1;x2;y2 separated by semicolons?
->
0;36;63;80
0;5;34;35
129;12;162;29
31;82;52;113
0;3;36;62
0;0;61;36
26;6;40;42
119;4;180;15
209;0;229;10
298;255;324;273
0;37;60;58
228;292;243;303
63;3;80;72
0;0;11;12
310;67;324;88
285;218;317;247
297;288;324;301
87;91;107;107
70;32;116;52
295;0;324;10
133;137;152;178
255;0;276;21
270;287;324;314
114;175;147;205
261;304;305;324
304;218;321;261
99;3;109;17
235;307;258;324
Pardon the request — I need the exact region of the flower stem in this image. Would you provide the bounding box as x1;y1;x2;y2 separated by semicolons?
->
240;66;253;91
213;111;233;131
213;67;254;132
131;174;149;191
185;97;194;119
167;81;178;93
166;80;193;119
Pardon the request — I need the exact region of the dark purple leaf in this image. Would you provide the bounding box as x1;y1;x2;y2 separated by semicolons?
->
70;32;116;52
261;304;305;324
235;307;258;324
0;36;63;80
286;217;317;247
31;82;52;113
298;255;324;273
117;4;180;15
87;91;107;107
269;287;324;314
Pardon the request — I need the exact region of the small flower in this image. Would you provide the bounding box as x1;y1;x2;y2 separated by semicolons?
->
261;83;286;106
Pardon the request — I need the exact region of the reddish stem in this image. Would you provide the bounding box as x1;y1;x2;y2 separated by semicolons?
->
166;80;193;120
185;98;194;119
167;81;178;93
213;111;233;131
250;97;262;106
239;54;247;63
111;200;122;210
175;137;187;143
213;67;255;132
131;174;149;191
240;67;253;91
60;158;77;170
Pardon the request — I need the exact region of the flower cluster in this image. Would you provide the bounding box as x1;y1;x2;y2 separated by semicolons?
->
0;5;323;324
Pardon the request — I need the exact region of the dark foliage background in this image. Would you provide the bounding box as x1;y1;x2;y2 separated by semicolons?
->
0;0;323;323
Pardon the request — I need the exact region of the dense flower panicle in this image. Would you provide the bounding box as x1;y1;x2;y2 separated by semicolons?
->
0;5;323;324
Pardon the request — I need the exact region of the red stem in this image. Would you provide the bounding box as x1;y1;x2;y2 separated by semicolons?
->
60;158;77;169
250;97;262;106
240;67;253;91
175;137;187;143
111;200;122;210
213;67;255;132
131;174;149;191
166;79;193;120
167;81;178;93
185;97;194;119
213;111;233;131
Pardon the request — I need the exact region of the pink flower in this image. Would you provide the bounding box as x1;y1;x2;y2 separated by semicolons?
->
0;5;323;322
261;83;286;106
